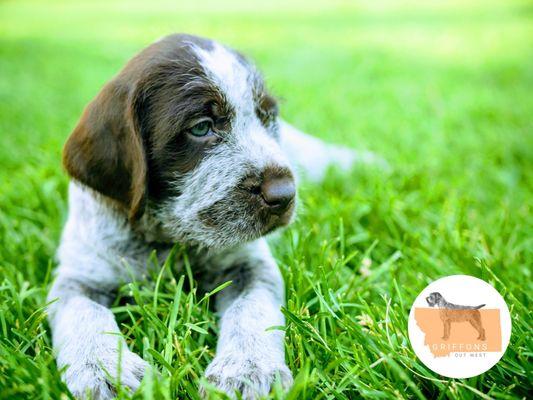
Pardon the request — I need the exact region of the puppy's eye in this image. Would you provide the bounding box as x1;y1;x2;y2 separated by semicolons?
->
189;120;213;137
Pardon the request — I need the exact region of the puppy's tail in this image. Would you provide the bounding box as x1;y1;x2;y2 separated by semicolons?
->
474;304;486;309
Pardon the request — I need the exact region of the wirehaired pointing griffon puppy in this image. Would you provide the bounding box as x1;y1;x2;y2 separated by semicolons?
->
48;34;369;399
426;292;486;341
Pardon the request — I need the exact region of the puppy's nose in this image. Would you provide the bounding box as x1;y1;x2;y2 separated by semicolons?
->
261;177;295;211
259;167;295;213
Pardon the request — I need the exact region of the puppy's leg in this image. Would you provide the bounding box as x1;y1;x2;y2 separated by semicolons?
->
470;314;486;340
48;272;148;399
442;320;451;340
48;184;151;399
279;119;386;182
203;239;292;399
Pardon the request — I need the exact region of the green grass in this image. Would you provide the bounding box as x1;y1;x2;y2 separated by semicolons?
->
0;0;532;398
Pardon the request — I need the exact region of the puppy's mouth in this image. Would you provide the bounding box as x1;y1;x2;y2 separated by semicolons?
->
426;297;435;307
196;191;296;243
260;198;296;234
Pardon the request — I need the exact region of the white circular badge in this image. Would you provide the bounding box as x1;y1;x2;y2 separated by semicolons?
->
408;275;511;378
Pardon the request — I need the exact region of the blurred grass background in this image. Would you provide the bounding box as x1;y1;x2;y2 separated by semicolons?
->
0;0;531;399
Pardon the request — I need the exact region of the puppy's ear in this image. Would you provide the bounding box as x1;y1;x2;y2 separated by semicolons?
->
63;79;147;220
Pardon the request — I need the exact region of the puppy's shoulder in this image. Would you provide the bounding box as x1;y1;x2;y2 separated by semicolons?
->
62;181;132;244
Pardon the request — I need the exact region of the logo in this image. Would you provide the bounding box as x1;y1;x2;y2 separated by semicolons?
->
408;275;511;378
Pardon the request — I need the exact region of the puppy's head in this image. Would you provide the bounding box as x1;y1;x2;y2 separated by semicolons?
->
426;292;443;307
64;34;296;249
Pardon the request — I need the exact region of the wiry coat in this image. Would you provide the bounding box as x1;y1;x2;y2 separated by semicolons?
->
48;34;374;399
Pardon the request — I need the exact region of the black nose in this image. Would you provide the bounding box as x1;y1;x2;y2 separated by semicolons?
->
251;167;295;214
261;176;295;212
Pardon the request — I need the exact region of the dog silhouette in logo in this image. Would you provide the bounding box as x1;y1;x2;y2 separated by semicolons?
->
426;292;486;341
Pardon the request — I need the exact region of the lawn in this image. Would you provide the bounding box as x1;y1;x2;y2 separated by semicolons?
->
0;0;531;399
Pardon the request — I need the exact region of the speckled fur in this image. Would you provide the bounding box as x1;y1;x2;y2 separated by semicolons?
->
47;34;376;400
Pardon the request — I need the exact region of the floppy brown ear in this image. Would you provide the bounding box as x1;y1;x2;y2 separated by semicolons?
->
63;80;147;220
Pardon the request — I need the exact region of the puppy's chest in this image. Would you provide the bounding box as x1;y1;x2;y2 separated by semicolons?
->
136;241;221;290
131;219;234;291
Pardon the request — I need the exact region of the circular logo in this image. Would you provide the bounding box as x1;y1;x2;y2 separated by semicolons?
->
408;275;511;378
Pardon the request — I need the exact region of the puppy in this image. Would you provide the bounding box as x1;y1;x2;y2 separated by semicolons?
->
47;34;374;399
426;292;486;341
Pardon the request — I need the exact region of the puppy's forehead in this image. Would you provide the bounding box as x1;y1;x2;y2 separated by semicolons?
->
191;42;256;111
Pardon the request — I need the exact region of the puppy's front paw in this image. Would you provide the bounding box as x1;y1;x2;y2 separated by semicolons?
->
62;348;148;400
203;353;292;399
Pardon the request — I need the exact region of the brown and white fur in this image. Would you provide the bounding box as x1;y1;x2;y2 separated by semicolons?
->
426;292;486;341
47;34;379;399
